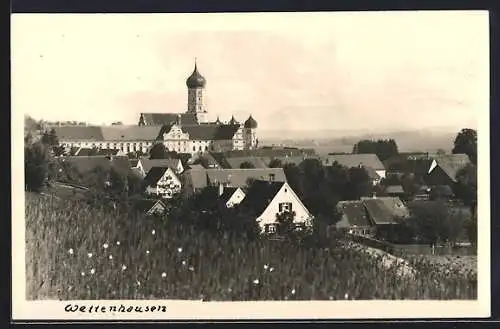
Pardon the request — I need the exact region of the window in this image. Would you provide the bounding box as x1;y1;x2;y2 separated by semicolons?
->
266;224;277;234
279;202;292;213
193;146;196;151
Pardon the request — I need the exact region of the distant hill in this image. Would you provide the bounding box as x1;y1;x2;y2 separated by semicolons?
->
259;128;460;155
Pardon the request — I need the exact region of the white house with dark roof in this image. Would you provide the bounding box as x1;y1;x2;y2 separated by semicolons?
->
55;61;259;156
143;166;182;199
217;184;246;208
239;180;313;234
135;158;184;177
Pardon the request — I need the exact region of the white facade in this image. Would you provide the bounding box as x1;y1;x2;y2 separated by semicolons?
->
61;140;155;155
187;88;208;123
256;182;314;233
145;167;182;199
224;187;246;208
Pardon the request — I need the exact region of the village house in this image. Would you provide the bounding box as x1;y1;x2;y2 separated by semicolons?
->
58;155;131;176
217;184;246;208
238;180;314;234
133;158;184;177
322;153;386;180
335;201;374;236
426;154;471;187
143;166;182;199
181;167;288;197
131;199;167;216
384;185;406;198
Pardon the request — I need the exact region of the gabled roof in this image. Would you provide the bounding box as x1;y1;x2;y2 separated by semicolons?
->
362;198;399;224
143;166;176;187
206;168;287;188
53;126;104;141
432;154;471;182
238;180;286;215
323;154;385;171
140;158;182;173
130;159;140;167
180;124;240;140
225;157;268;169
53;125;163;141
140;113;198;126
337;201;371;227
362;196;410;219
132;198;166;213
364;166;382;180
265;155;321;166
59;156;130;174
100;125;163;141
220;186;240;204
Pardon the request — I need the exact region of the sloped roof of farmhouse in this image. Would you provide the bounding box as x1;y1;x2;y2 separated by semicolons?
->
362;196;410;219
364;166;382;180
383;153;432;170
239;180;286;215
140;158;182;173
140;113;198;126
220;186;240;204
362;198;399;225
143;166;177;187
53;125;163;141
337;201;371;227
433;154;471;182
221;147;316;158
59;156;130;174
265;155;321;167
131;198;166;213
206;168;287;188
323;154;385;170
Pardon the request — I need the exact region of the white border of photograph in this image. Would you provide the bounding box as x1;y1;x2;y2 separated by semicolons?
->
11;11;491;320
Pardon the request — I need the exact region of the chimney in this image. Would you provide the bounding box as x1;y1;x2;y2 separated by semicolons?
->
218;182;224;196
269;173;275;182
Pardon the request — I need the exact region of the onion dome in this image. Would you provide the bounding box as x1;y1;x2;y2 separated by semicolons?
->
186;60;206;89
229;115;239;125
244;115;258;129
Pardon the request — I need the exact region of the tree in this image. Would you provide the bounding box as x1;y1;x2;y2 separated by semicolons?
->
345;167;372;200
240;161;255;169
452;128;477;164
149;143;168;159
352;139;399;162
268;158;283;168
25;142;50;192
41;128;59;147
193;156;210;168
454;163;477;214
436;148;447;156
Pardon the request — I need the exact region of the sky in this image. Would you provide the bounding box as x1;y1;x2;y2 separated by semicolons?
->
11;11;488;134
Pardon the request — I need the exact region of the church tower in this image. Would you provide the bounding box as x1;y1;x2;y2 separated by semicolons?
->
186;59;208;124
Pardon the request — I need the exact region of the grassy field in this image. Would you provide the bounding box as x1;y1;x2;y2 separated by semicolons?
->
25;192;477;301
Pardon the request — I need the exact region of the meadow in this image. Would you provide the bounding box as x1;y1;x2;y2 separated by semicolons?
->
25;193;477;301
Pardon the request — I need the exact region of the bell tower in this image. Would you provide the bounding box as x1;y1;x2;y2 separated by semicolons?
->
186;58;208;123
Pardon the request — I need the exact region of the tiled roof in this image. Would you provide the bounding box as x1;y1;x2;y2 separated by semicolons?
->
362;196;410;219
220;186;239;204
206;168;287;188
364;166;382;180
239;180;285;215
74;148;122;156
143;166;172;186
337;201;371;227
383;153;432;170
53;126;104;141
323;154;385;171
362;198;398;225
222;148;316;158
101;125;163;141
183;167;209;190
265;155;320;166
54;125;163;142
140;158;182;173
433;154;471;182
141;113;198;126
181;124;240;140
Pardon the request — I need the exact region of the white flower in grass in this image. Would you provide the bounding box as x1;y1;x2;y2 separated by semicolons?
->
116;241;120;246
152;229;156;235
269;267;275;272
87;253;93;258
263;264;269;270
291;288;296;295
253;279;259;285
188;266;195;272
146;250;150;255
90;268;95;275
108;255;113;260
103;243;109;249
344;293;349;300
182;260;187;266
68;248;74;255
161;272;167;278
121;265;127;271
81;272;85;277
136;281;141;286
329;296;334;300
177;247;183;253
